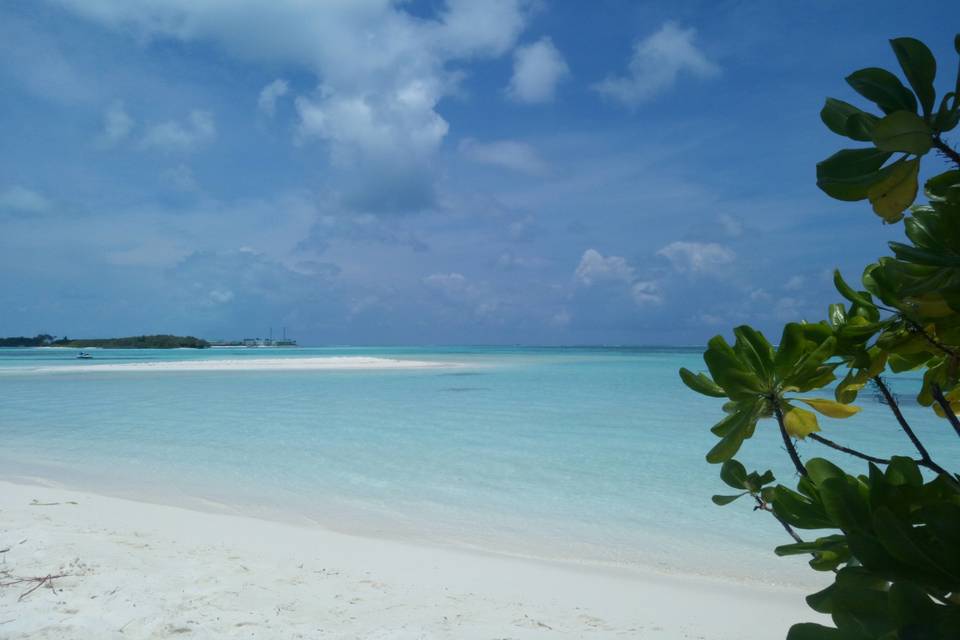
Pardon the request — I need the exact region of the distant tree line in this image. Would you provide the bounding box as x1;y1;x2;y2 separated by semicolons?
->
0;334;210;349
0;334;58;347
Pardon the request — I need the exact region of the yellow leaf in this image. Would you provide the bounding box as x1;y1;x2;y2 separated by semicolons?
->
797;398;861;419
867;158;919;223
783;405;821;439
931;401;960;418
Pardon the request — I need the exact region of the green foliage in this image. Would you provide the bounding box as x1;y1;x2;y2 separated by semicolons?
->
815;37;960;223
0;334;57;347
52;335;211;349
681;35;960;639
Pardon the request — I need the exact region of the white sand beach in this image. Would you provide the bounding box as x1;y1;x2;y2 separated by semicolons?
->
0;480;823;639
17;357;456;375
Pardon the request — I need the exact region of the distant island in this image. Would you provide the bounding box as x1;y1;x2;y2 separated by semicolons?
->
0;334;210;349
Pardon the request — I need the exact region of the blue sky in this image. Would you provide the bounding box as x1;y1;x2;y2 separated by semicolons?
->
1;1;958;345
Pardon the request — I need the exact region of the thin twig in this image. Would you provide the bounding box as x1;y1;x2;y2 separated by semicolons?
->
772;399;808;477
0;572;70;602
753;495;804;544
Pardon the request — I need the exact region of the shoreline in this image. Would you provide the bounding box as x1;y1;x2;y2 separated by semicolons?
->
3;356;458;374
0;470;817;591
0;479;825;638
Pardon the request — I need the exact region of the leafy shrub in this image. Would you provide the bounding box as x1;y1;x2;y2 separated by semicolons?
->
681;35;960;639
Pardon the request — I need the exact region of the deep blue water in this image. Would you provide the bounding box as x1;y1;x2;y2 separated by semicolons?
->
2;346;956;586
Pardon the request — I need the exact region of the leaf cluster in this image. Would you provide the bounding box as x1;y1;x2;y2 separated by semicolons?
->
817;37;960;222
678;35;960;639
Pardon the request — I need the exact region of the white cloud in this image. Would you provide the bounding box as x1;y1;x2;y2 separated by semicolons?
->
54;1;532;211
550;309;571;327
258;79;289;116
295;86;448;165
100;100;134;144
594;22;719;107
209;289;234;304
631;280;663;306
574;249;634;285
775;296;805;321
141;110;216;153
459;138;548;175
422;271;498;318
507;37;569;104
0;186;51;214
496;252;548;270
574;249;662;307
161;164;198;192
656;241;734;273
718;213;742;238
784;275;805;291
423;272;470;296
0;15;95;104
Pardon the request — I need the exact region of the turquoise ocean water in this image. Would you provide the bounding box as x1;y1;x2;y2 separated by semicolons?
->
2;346;957;587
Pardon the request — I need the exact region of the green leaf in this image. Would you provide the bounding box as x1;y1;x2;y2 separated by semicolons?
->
705;402;759;464
819;477;870;532
869;111;932;155
805;584;837;614
703;336;765;401
782;404;821;439
796;398;861;418
867;157;919;222
872;507;958;581
754;469;775;487
833;270;875;309
816;148;893;201
820;98;880;141
933;92;960;132
771;485;833;529
719;459;748;489
827;303;847;329
884;456;923;488
706;424;748;463
846;67;917;114
786;623;844;640
887;241;960;267
924;169;960;202
732;325;775;382
888;582;939;630
711;493;746;506
889;37;936;117
805;458;846;485
678;368;726;397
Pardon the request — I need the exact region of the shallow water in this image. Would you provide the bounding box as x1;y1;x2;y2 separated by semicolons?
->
2;346;956;586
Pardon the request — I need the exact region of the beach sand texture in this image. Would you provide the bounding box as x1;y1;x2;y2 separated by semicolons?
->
0;481;822;639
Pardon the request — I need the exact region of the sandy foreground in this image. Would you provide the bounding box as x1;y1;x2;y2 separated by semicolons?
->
0;480;823;639
17;357;456;374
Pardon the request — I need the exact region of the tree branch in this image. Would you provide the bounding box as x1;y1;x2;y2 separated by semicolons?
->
875;377;960;491
931;383;960;439
808;433;891;464
873;377;932;457
905;318;959;358
753;495;804;544
772;399;808;477
933;135;960;170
